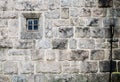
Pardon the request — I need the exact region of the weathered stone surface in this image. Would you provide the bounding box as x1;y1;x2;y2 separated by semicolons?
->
113;49;120;60
53;19;69;27
69;39;77;49
21;32;42;39
59;27;73;38
36;62;61;73
4;62;18;74
0;75;10;82
31;49;45;61
0;49;7;61
12;75;26;82
79;8;91;17
88;73;109;82
75;27;90;38
98;0;112;7
61;8;69;19
90;50;105;60
85;0;97;7
92;8;106;17
61;0;71;7
99;61;116;72
0;19;7;27
45;9;60;19
14;40;34;49
78;39;95;49
114;0;120;7
52;39;68;49
86;18;100;26
36;39;51;49
70;8;79;17
34;74;46;82
48;0;60;10
70;50;89;61
20;62;34;74
46;50;56;61
0;39;13;48
118;61;120;72
90;28;105;38
112;73;120;82
8;49;32;56
80;61;98;73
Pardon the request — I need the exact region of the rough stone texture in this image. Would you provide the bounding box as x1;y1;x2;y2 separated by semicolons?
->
36;62;61;73
52;39;68;49
90;50;105;60
78;39;95;49
112;73;120;82
4;62;18;74
0;0;119;81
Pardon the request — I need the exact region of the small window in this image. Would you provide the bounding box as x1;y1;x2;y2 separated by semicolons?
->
27;19;39;31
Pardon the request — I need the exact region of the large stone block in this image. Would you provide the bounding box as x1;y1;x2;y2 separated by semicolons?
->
113;49;120;60
61;8;69;19
88;73;109;82
70;50;89;61
98;0;112;7
90;28;105;38
46;50;56;61
79;8;91;17
86;18;100;26
52;39;68;49
70;8;79;17
75;27;90;38
4;62;18;74
36;39;51;49
80;61;98;73
112;73;120;82
36;62;61;73
92;8;106;17
78;39;95;49
85;0;97;7
53;19;69;27
90;50;105;60
61;0;71;7
31;49;45;61
59;27;73;38
12;75;26;82
69;39;77;49
20;62;34;74
114;0;120;7
99;61;116;72
0;75;10;82
45;9;60;19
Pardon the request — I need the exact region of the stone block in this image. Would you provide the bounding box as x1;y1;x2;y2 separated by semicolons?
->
20;62;34;74
113;49;120;60
99;61;116;72
46;50;56;61
0;39;13;48
0;19;8;27
59;27;73;38
12;75;26;82
78;39;95;49
90;50;105;60
61;0;71;7
4;62;18;74
114;0;120;8
88;73;109;82
80;61;98;73
8;19;19;37
112;73;120;82
52;39;68;49
86;18;100;26
31;49;45;61
70;8;79;17
36;39;51;49
34;74;46;82
0;0;7;11
48;0;60;10
53;19;69;27
118;61;120;72
70;50;89;61
45;9;60;19
0;75;10;82
69;39;77;49
85;0;97;7
75;27;90;38
61;8;69;19
90;28;105;38
14;40;34;49
92;8;106;17
98;0;112;7
36;62;61;73
79;8;91;17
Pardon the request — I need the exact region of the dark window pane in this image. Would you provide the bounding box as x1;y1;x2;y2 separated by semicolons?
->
34;19;38;24
28;20;33;24
28;25;32;30
34;25;38;30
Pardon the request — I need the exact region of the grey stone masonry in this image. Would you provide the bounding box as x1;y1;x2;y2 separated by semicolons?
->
0;0;119;82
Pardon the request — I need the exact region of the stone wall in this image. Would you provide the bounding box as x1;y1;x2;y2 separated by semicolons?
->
0;0;120;82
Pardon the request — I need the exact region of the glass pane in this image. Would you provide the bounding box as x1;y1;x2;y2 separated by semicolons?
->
34;19;38;24
34;25;38;30
28;20;33;24
28;25;32;30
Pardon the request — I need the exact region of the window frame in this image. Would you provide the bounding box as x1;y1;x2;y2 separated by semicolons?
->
26;18;39;32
